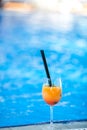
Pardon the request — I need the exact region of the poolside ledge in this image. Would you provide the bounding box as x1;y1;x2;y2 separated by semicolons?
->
0;120;87;130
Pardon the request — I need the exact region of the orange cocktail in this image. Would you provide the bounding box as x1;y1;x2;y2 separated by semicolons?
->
40;50;62;129
42;85;62;106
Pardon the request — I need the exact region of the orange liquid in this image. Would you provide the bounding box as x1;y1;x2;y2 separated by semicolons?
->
42;85;62;106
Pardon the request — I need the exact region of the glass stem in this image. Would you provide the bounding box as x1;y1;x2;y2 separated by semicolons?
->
50;106;53;128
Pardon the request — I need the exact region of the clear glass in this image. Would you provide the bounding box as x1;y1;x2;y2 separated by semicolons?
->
42;78;62;130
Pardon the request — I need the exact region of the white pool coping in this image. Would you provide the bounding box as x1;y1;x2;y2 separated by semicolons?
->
0;121;87;130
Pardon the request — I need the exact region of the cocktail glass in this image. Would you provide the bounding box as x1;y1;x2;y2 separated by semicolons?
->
42;78;62;130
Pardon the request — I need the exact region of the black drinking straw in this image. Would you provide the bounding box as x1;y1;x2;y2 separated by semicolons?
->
40;50;52;87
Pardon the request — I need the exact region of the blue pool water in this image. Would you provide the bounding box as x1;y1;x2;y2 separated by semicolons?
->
0;10;87;127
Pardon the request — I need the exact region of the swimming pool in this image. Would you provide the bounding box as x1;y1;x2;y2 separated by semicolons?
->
0;10;87;128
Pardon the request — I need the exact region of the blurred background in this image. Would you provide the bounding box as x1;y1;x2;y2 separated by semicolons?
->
0;0;87;128
0;0;87;12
